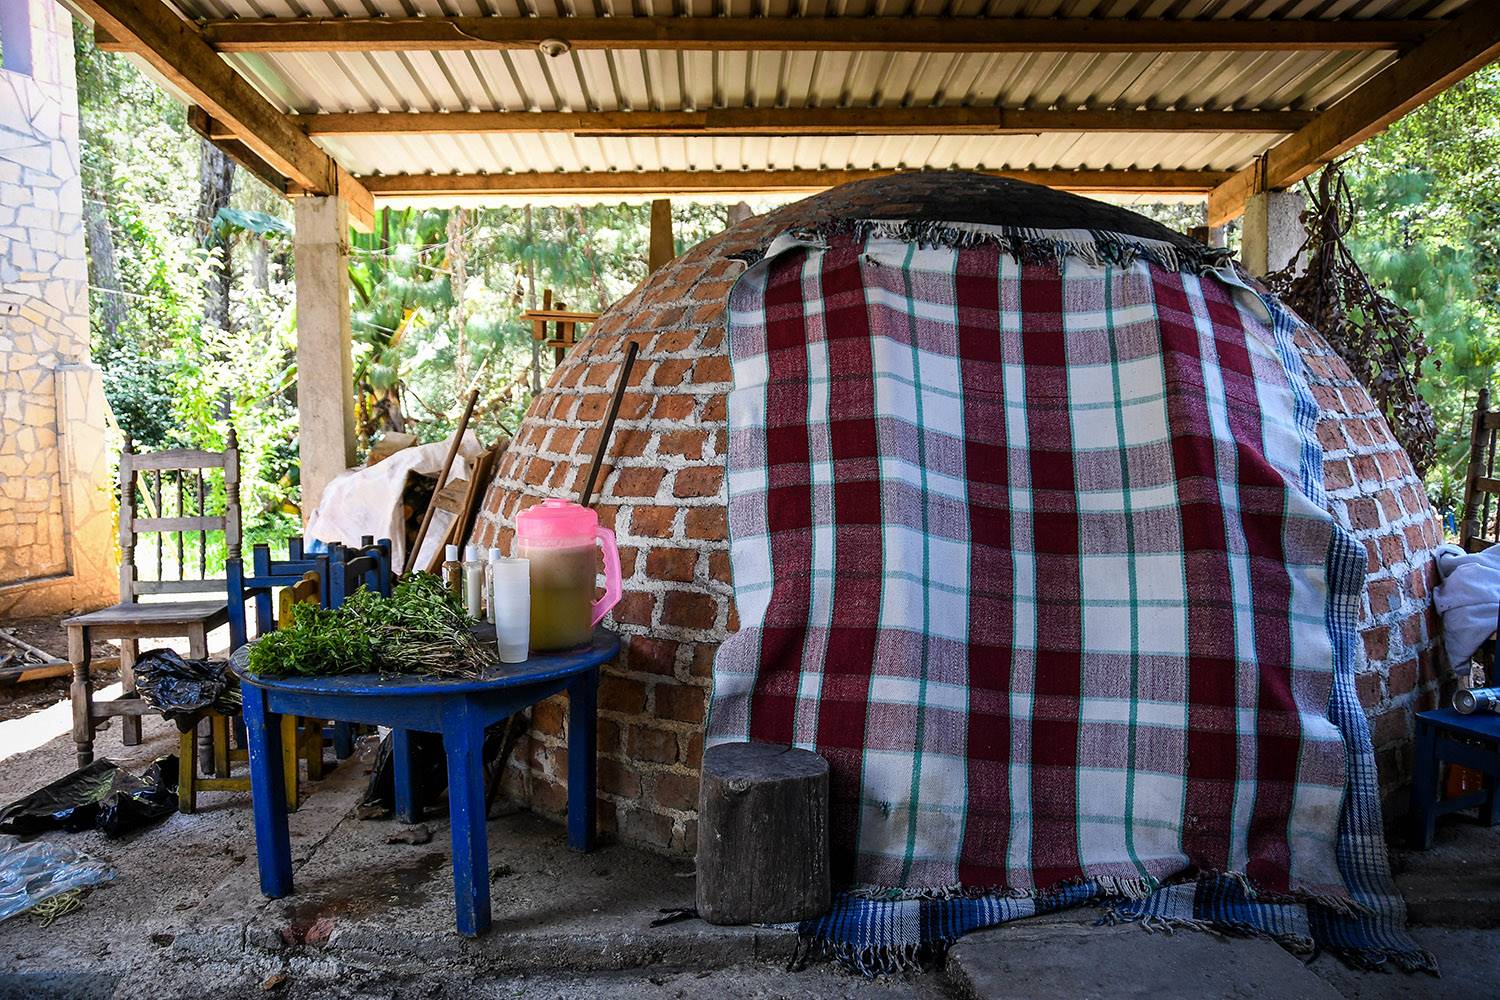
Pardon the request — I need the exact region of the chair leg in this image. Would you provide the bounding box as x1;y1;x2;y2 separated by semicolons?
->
303;720;325;781
68;626;94;768
211;713;231;778
119;638;142;747
179;728;198;814
281;714;300;811
189;627;212;771
333;722;355;760
392;728;418;823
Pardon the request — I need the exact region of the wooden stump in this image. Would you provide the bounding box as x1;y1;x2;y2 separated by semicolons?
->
696;741;830;925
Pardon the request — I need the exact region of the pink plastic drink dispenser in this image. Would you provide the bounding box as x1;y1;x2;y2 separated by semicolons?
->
514;498;622;651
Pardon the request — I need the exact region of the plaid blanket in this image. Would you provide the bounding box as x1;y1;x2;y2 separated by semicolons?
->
708;221;1433;972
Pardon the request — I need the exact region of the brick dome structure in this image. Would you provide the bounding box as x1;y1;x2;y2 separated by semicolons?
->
473;173;1444;854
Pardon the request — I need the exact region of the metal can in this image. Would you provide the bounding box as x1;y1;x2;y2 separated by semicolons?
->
1452;687;1500;715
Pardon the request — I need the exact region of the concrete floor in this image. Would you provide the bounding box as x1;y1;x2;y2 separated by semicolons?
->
0;696;1494;999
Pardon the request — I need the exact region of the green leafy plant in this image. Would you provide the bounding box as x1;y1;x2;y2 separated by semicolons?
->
245;573;497;679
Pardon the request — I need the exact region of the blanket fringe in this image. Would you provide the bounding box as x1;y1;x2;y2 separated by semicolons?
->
844;873;1158;903
1105;903;1319;957
769;219;1238;276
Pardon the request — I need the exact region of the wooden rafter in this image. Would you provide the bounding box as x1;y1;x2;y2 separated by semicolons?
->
361;168;1234;199
92;16;1432;54
187;107;287;195
1208;2;1500;226
290;107;1315;138
75;0;373;230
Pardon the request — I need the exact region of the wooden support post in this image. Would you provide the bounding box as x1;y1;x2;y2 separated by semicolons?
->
649;199;674;272
696;741;831;925
294;195;357;522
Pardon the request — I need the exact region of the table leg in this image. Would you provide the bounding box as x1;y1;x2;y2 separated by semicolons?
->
243;683;293;898
442;708;490;936
392;728;419;823
119;638;142;747
566;669;598;852
68;626;94;768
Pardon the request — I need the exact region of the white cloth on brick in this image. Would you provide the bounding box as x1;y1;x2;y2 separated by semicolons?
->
304;431;483;572
1433;541;1500;673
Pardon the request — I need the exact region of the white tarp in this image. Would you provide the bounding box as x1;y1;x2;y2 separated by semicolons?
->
305;432;482;572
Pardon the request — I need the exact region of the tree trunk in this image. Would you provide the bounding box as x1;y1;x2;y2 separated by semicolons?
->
526;204;540;395
447;207;469;394
83;193;126;341
196;141;236;336
573;206;609;308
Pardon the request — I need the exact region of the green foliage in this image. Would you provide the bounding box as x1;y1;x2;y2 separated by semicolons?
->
1341;65;1500;517
245;573;495;678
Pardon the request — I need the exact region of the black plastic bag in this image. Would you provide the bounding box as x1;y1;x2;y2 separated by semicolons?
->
134;649;240;726
97;755;178;837
0;757;179;838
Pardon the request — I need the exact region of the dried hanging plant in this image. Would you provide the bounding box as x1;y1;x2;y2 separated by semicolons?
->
1265;162;1438;476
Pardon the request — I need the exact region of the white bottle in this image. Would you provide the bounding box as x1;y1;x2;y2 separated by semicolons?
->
485;546;503;624
462;543;485;619
491;557;531;664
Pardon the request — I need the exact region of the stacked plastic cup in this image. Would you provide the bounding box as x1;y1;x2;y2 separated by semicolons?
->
490;557;531;664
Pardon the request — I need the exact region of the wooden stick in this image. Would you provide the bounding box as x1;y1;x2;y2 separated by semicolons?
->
403;389;480;575
580;340;640;509
0;629;61;662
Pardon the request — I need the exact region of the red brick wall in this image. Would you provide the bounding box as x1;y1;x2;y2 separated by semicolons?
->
1296;327;1444;822
472;176;1444;854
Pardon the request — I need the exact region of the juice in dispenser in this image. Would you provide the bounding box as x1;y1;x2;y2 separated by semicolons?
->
515;498;622;651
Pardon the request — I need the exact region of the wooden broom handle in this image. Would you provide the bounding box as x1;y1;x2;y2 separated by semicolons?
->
580;341;639;509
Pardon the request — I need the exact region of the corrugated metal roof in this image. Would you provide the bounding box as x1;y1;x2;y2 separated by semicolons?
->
160;0;1475;187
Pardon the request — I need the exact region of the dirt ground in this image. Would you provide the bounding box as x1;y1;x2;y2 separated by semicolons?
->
0;615;118;723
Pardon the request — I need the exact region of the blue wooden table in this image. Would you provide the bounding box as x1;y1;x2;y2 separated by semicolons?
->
233;628;620;936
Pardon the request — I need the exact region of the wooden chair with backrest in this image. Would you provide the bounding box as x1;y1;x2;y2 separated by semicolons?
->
66;431;241;768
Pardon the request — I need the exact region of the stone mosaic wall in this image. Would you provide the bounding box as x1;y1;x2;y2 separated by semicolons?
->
0;0;116;617
474;173;1444;855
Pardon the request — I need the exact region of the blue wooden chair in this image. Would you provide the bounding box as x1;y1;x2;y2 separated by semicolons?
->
321;536;393;757
1409;708;1500;849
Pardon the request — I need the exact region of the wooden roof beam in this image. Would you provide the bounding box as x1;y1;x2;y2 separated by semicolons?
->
361;168;1233;199
75;0;373;230
292;107;1315;138
94;16;1432;55
1208;2;1500;227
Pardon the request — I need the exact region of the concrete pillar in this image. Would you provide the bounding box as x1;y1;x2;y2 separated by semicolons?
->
1241;189;1306;278
293;195;356;522
648;198;674;272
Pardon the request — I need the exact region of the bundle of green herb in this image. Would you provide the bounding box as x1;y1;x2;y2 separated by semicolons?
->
245;572;497;679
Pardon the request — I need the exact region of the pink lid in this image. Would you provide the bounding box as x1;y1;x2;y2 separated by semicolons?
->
515;497;599;543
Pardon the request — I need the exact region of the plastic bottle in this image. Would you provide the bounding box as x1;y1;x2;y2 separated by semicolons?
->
441;544;463;600
462;543;485;619
485;546;503;624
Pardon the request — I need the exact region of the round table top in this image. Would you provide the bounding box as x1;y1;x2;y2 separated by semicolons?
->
232;627;620;697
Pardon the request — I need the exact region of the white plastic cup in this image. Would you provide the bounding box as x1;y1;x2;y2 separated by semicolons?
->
491;557;530;664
